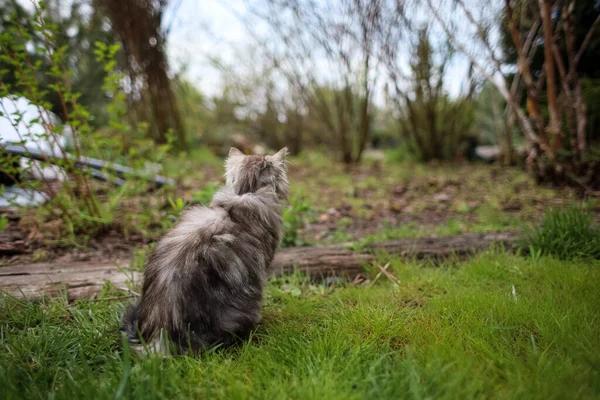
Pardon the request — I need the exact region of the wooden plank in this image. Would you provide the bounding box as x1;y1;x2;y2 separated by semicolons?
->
0;232;518;301
0;261;140;301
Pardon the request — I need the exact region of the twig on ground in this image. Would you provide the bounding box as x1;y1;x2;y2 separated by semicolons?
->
351;273;367;286
374;262;400;287
117;287;140;297
69;295;136;306
370;262;390;287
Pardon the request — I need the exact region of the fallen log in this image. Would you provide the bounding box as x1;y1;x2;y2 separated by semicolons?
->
0;261;141;301
271;231;518;278
0;231;518;301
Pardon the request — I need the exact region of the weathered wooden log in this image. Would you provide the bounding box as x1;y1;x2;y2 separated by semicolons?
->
0;261;141;301
270;231;518;278
0;232;518;301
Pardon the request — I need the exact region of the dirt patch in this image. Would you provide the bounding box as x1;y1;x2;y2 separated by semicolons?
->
0;159;591;265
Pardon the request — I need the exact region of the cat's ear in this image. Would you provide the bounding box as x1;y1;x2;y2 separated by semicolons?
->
228;147;244;158
271;147;288;162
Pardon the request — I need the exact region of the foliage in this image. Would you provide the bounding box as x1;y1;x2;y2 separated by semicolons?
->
474;82;522;147
384;143;418;163
282;195;312;247
255;0;378;164
0;0;121;127
390;28;475;162
500;0;600;134
524;206;600;260
495;0;600;182
96;0;186;148
582;77;600;146
174;79;212;147
167;197;187;215
424;0;600;186
0;2;108;240
1;252;599;398
191;182;220;206
0;4;177;244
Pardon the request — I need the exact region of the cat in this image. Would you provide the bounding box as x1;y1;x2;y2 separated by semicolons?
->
122;147;289;354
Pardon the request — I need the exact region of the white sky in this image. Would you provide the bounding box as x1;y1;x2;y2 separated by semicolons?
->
163;0;496;106
164;0;251;99
14;0;503;106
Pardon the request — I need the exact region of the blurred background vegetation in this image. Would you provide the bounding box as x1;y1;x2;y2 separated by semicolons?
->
2;0;599;164
0;0;599;252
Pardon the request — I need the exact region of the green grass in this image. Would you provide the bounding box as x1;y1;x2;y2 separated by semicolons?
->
524;206;600;260
348;222;424;250
191;182;221;206
1;251;599;399
282;195;313;247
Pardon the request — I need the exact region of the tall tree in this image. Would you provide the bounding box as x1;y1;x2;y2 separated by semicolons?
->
425;0;600;189
95;0;186;148
500;0;600;147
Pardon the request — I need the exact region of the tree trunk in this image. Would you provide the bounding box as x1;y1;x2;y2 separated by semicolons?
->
95;0;186;149
355;53;371;164
505;0;551;155
289;111;303;156
563;0;588;157
335;89;353;165
504;117;514;166
539;0;562;149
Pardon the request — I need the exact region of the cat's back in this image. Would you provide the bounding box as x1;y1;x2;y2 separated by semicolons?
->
164;205;234;245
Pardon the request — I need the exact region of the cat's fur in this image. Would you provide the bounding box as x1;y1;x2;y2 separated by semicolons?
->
122;147;289;354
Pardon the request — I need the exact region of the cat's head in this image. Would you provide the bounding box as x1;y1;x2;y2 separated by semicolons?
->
225;147;289;201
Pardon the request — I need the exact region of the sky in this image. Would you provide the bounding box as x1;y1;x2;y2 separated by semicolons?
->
164;0;251;99
163;0;480;105
13;0;501;106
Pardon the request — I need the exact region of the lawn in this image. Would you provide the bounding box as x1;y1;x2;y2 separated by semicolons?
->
1;251;599;399
1;154;599;399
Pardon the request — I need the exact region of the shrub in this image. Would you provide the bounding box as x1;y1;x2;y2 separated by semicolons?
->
388;28;475;162
0;3;110;240
282;196;311;247
0;3;176;244
524;206;600;260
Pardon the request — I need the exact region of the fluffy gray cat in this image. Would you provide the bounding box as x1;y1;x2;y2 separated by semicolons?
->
122;147;289;354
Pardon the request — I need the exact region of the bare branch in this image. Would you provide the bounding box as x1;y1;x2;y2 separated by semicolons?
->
575;13;600;66
454;0;504;73
424;0;541;148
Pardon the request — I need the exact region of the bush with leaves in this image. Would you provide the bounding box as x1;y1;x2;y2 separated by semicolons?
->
0;0;121;127
385;28;476;162
0;2;108;239
0;3;176;245
282;196;312;247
